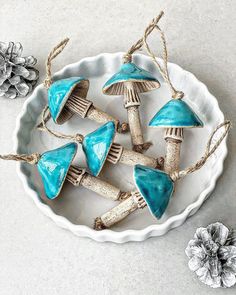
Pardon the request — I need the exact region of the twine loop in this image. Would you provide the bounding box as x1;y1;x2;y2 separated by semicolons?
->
143;20;184;99
40;106;84;143
123;11;164;64
170;120;231;181
43;38;69;89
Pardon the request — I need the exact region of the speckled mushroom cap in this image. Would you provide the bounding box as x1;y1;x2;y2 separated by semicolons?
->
82;121;116;177
134;164;174;219
48;77;89;124
149;99;204;128
102;62;160;95
37;142;77;200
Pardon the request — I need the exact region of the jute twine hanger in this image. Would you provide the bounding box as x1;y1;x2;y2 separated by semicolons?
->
142;16;184;99
123;11;164;63
43;38;69;89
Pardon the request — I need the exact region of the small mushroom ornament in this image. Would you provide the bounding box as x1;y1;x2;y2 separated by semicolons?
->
94;121;230;229
149;98;203;174
38;39;129;134
143;18;203;173
0;143;129;201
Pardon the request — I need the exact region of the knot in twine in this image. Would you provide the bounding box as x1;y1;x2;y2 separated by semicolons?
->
40;106;84;143
172;91;184;100
43;37;69;89
43;78;52;90
0;153;41;165
169;120;231;182
123;53;132;64
74;133;84;143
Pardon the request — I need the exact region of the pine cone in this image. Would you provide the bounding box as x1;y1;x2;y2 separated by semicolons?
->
0;42;39;99
186;222;236;288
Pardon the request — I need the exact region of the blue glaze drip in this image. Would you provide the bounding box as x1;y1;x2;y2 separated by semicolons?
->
48;77;88;122
37;142;77;200
149;99;203;128
82;121;116;176
134;164;174;219
103;62;159;93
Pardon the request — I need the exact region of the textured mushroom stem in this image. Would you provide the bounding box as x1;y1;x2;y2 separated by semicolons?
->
164;128;183;174
107;142;163;169
94;191;146;230
67;95;128;133
124;82;149;152
66;165;127;201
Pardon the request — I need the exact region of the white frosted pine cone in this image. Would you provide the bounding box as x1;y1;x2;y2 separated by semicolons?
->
0;42;39;99
185;222;236;288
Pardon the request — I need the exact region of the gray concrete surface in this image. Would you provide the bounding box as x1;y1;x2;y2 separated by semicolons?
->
0;1;235;294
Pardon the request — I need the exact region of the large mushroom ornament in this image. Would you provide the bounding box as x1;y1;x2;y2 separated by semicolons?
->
103;62;160;152
102;12;164;153
38;39;128;134
95;164;174;230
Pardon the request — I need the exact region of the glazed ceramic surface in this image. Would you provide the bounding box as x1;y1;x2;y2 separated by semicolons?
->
37;142;77;199
103;62;160;94
149;99;204;128
48;77;88;122
82;121;116;176
14;53;227;243
134;164;174;219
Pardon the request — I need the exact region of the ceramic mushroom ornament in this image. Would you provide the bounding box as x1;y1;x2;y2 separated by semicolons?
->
102;12;164;153
37;39;129;134
143;21;204;174
95;164;174;230
94;121;231;229
0;142;130;201
149;100;203;174
40;110;164;176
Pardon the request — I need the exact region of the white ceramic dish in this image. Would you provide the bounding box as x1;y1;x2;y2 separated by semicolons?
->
13;53;227;243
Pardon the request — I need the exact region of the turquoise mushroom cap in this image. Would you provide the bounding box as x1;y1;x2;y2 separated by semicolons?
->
134;164;174;219
149;99;203;128
37;142;77;200
82;121;116;176
103;62;160;95
48;77;89;124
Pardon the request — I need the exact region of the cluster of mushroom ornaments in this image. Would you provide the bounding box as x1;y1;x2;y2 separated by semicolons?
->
29;28;208;230
3;13;229;231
